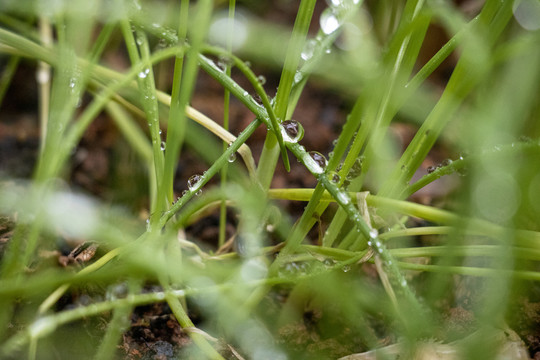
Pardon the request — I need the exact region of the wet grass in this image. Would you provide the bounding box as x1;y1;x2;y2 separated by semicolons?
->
1;0;540;359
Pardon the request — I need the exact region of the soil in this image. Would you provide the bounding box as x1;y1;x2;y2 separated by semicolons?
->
1;2;540;359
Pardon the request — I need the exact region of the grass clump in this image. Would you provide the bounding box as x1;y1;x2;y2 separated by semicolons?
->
1;0;540;359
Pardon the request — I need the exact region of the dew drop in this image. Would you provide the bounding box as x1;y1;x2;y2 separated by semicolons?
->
195;189;202;196
257;75;266;85
160;141;166;151
369;228;379;239
187;174;202;191
427;166;436;174
301;39;316;61
294;71;303;84
309;151;328;169
327;171;340;183
336;191;350;205
342;265;351;273
320;8;341;34
253;94;263;105
138;68;150;79
441;159;453;167
228;152;236;163
280;120;305;143
244;61;251;68
328;0;343;6
323;258;334;266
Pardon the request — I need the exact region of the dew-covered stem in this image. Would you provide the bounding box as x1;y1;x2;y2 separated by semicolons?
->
256;0;316;189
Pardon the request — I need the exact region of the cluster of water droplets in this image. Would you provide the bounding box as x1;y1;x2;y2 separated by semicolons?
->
426;156;469;177
138;67;150;79
278;261;312;278
227;142;236;163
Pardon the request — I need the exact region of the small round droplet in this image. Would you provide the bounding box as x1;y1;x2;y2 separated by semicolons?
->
441;159;453;167
309;151;328;169
160;141;166;151
342;265;351;273
138;68;150;79
427;166;436;174
301;39;316;61
369;228;379;239
327;171;340;183
320;8;341;34
257;75;266;85
323;258;334;266
187;174;202;191
217;56;233;70
195;189;202;196
294;71;303;84
226;142;237;162
281;120;305;143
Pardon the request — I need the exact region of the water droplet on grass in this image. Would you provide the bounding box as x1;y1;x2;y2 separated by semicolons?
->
294;71;303;84
323;258;334;266
320;8;341;34
160;141;166;151
227;142;237;162
309;151;328;169
427;166;436;174
327;171;340;183
138;68;150;79
187;174;202;190
336;191;350;205
257;75;266;85
369;228;379;239
441;159;453;167
301;39;316;61
280;120;304;143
